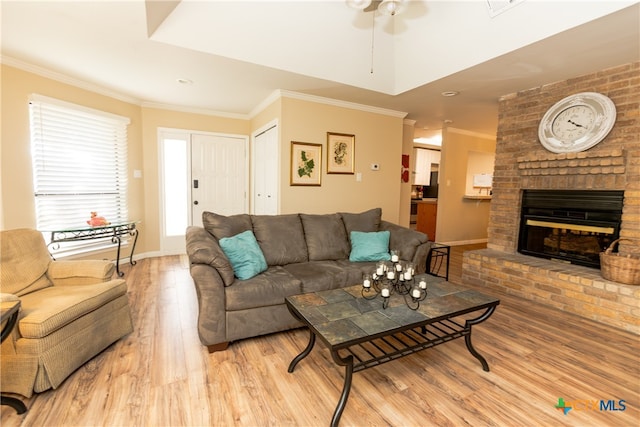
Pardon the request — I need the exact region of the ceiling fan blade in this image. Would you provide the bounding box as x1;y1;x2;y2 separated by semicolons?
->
363;0;382;12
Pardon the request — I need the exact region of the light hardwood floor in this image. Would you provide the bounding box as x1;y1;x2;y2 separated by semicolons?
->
2;245;639;426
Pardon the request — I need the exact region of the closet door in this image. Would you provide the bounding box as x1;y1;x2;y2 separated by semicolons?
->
253;124;278;215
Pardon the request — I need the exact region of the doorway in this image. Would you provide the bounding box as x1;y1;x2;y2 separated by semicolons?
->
158;129;248;254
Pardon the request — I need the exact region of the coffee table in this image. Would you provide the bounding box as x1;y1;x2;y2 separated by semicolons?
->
286;276;499;427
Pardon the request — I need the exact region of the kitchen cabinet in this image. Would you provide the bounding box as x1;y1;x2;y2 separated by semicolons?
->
416;201;437;241
412;148;441;186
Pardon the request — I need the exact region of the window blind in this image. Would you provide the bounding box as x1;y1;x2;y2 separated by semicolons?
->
29;95;130;238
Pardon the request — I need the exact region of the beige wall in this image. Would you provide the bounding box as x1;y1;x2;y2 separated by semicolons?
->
437;128;496;244
1;64;144;261
1;64;408;259
279;97;404;223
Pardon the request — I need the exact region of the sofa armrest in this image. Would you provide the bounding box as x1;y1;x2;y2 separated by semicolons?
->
379;220;432;274
186;226;235;286
186;226;233;346
188;260;229;347
46;260;115;286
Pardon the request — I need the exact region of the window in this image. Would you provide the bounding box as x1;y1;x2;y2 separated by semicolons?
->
29;95;130;253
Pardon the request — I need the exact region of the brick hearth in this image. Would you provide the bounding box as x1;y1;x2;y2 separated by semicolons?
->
462;62;640;335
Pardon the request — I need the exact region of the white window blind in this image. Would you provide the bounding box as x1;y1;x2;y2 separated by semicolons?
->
29;95;130;235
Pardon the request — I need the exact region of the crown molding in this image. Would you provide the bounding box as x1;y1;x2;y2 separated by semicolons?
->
1;55;141;105
140;101;249;120
254;89;407;119
3;56;408;122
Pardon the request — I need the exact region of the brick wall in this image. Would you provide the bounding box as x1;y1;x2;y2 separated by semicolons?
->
488;62;639;254
462;61;640;334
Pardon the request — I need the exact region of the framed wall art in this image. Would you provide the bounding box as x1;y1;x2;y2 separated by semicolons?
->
290;141;322;186
327;132;355;174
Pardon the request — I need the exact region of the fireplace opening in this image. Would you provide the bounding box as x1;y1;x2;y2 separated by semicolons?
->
518;190;624;268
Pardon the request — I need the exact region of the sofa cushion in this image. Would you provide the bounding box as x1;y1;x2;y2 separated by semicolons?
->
283;261;351;293
202;211;253;240
340;208;382;236
252;214;308;266
349;231;391;262
17;279;128;339
219;230;268;280
334;260;377;285
225;266;302;311
300;213;350;261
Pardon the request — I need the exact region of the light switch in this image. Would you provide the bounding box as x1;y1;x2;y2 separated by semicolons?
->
356;172;362;182
133;169;142;178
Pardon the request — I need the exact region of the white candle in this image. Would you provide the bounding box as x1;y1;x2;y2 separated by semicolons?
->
381;288;390;298
404;271;412;280
372;273;378;280
363;279;371;288
376;266;384;276
387;270;395;280
391;254;399;263
419;280;427;289
395;263;402;272
412;288;421;299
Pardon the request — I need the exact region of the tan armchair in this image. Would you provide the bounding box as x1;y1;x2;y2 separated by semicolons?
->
0;228;133;398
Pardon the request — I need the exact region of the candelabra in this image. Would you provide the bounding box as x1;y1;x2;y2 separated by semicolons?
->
361;251;427;310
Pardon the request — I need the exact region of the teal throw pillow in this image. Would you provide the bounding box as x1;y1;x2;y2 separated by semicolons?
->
349;230;391;262
219;230;268;280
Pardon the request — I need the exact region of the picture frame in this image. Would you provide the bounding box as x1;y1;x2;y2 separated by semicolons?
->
327;132;355;174
290;141;322;186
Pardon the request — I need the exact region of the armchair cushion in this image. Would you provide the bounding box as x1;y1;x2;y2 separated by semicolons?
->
46;260;115;285
16;279;127;339
0;229;52;296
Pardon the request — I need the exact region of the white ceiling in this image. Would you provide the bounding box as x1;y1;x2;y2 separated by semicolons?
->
2;1;639;138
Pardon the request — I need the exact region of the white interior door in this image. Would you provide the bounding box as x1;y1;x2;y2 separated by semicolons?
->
252;123;279;215
191;133;248;226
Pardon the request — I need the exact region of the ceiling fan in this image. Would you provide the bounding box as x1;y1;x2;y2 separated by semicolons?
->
346;0;405;16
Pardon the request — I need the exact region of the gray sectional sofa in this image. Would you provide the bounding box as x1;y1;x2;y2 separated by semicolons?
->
185;208;431;352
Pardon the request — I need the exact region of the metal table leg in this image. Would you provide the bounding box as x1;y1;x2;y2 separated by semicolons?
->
464;306;496;372
288;329;315;373
330;351;354;427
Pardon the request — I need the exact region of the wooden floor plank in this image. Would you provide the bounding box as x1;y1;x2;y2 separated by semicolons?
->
2;247;639;426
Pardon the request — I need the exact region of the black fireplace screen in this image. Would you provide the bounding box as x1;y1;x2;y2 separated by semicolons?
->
518;190;624;268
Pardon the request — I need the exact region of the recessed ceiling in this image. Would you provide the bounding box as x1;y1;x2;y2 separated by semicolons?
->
1;0;638;137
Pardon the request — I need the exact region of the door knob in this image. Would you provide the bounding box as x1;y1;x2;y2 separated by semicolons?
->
194;201;199;205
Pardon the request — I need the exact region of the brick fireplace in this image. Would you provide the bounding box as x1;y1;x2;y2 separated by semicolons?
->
462;62;639;335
